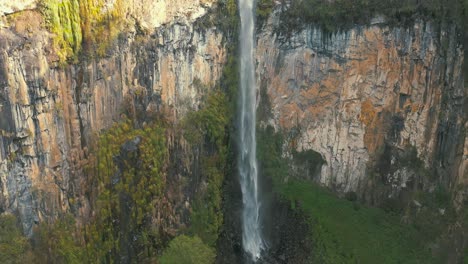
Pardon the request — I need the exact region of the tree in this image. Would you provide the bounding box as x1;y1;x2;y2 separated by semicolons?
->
159;235;215;264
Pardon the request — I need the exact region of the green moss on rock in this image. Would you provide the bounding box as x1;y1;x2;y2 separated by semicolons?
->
39;0;125;63
39;0;82;63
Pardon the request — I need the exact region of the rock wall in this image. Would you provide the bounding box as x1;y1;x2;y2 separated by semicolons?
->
0;0;36;15
0;0;465;238
121;0;217;29
0;3;225;235
257;14;466;199
0;0;217;28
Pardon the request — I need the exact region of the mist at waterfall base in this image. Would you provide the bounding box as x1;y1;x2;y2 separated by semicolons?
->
237;0;266;261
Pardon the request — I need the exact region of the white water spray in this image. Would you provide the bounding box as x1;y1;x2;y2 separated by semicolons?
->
238;0;265;261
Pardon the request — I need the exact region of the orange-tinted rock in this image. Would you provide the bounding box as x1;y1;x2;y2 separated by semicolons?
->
257;16;465;194
0;4;225;235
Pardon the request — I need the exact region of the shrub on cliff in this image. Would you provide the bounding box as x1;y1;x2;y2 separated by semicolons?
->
0;214;31;264
85;119;167;262
32;214;84;264
182;89;230;246
257;0;275;26
159;235;215;264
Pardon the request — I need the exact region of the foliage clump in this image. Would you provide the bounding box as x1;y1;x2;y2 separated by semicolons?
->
159;235;215;264
0;213;84;263
183;90;229;148
32;214;84;263
85;119;167;262
0;214;31;264
182;90;230;246
256;0;275;27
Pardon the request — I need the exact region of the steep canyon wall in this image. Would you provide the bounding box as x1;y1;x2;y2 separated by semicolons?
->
0;0;224;235
257;13;466;205
0;0;465;238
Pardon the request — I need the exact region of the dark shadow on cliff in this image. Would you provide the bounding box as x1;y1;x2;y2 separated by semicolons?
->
215;150;313;264
257;174;313;264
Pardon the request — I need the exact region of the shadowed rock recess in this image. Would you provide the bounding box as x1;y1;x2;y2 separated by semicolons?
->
0;0;466;263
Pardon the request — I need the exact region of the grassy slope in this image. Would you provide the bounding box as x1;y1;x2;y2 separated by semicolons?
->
255;0;467;261
280;181;432;263
257;126;434;263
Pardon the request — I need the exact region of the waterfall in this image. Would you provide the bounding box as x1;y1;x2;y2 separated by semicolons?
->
238;0;265;261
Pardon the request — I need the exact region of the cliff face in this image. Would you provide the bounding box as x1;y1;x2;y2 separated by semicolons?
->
0;0;465;242
0;1;225;235
0;0;36;16
119;0;216;29
257;14;466;202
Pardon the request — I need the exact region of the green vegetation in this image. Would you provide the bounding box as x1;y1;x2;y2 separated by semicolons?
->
0;214;81;262
256;0;275;27
0;77;235;262
39;0;125;63
279;0;465;33
160;235;215;264
0;119;166;264
410;189;455;246
188;154;226;246
79;0;125;57
1;213;85;264
6;118;166;264
183;90;230;246
183;91;229;149
20;1;240;258
85;119;167;262
195;0;238;37
0;215;30;264
183;7;239;243
32;215;84;263
257;127;446;263
282;181;434;263
257;126;290;191
39;0;82;63
256;121;468;263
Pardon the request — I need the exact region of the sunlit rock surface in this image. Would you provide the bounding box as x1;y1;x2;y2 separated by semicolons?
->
256;13;465;200
0;1;465;239
0;1;225;235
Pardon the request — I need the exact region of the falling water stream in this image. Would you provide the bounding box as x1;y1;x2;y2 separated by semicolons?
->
238;0;265;261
